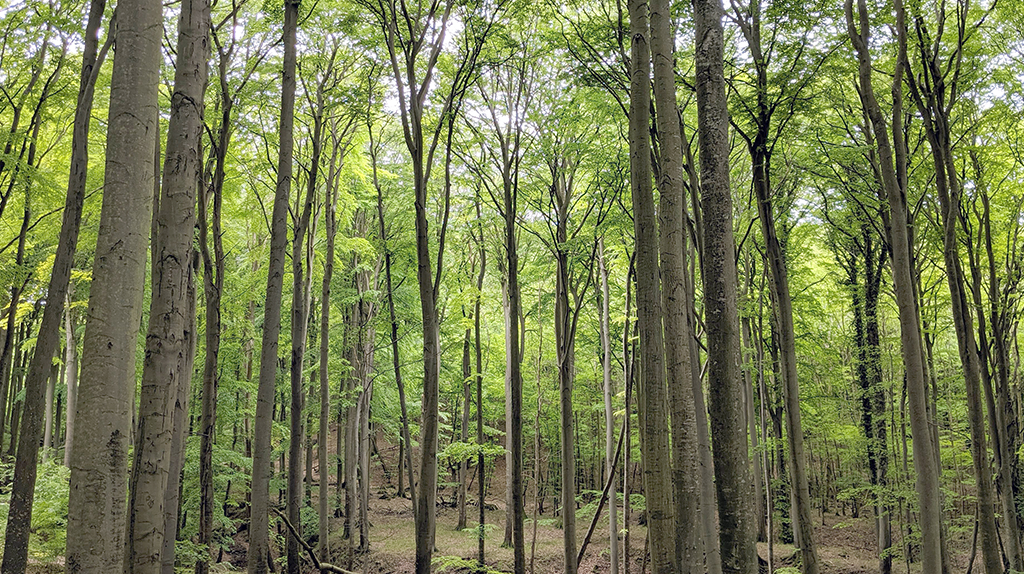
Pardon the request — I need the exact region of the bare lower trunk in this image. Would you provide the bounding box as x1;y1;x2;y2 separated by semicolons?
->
247;2;298;571
627;3;676;572
63;290;79;468
125;0;207;568
846;1;944;570
64;0;161;566
651;1;703;569
162;271;196;574
693;0;758;569
599;241;618;574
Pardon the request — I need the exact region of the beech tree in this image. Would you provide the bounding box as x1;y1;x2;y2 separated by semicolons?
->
64;0;162;567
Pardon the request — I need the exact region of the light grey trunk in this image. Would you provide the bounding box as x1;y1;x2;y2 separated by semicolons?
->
63;293;78;468
64;0;162;567
599;241;618;574
125;0;207;567
650;1;704;570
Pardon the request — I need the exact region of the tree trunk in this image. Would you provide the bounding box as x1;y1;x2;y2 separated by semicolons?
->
692;0;758;569
286;61;323;574
650;1;704;569
197;25;230;574
627;2;676;572
318;120;343;562
64;289;79;468
125;0;207;567
248;1;298;571
63;0;161;566
162;263;197;574
42;365;55;462
475;205;487;567
458;323;472;531
599;241;619;574
845;1;944;570
556;216;577;574
63;0;160;564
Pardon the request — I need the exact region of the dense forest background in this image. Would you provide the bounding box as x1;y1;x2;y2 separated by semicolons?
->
0;0;1023;572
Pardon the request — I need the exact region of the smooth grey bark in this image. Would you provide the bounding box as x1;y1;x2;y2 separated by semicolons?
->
627;2;676;572
319;118;345;562
650;0;704;570
247;0;298;571
473;202;487;567
125;0;207;567
458;320;471;531
553;175;577;574
598;240;618;574
161;262;197;574
286;53;324;574
692;0;758;570
63;289;79;468
64;0;162;568
845;1;944;571
42;366;54;462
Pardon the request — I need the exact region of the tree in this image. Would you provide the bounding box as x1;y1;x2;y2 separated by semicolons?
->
124;0;208;568
65;0;163;566
626;1;676;572
845;0;945;570
692;0;758;570
1;13;80;570
650;0;704;569
248;0;299;571
900;2;1003;570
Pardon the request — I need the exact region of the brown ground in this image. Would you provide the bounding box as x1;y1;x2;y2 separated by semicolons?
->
26;431;976;574
214;435;975;574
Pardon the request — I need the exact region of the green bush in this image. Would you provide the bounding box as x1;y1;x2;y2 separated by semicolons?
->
0;459;70;563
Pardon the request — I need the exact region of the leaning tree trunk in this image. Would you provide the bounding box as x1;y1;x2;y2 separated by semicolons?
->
846;1;944;570
692;0;758;570
1;38;72;569
248;1;298;572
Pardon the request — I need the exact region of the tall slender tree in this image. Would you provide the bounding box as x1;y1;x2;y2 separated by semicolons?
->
650;0;705;569
846;0;945;570
65;0;163;566
626;1;676;572
248;0;299;571
692;0;758;569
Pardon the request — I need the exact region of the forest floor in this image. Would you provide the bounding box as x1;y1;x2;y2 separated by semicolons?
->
209;486;974;574
211;437;975;574
22;433;974;574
